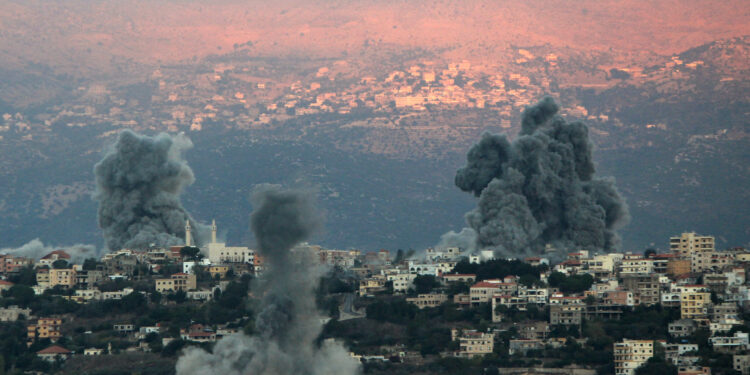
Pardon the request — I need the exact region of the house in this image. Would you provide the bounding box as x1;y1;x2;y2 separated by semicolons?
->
669;319;698;338
441;274;476;284
358;276;387;296
509;339;544;355
37;345;72;362
406;293;448;309
0;279;14;292
113;323;135;333
181;324;218;343
38;250;71;267
517;321;550;340
187;289;214;301
710;332;749;353
84;348;104;355
387;273;416;293
0;305;31;322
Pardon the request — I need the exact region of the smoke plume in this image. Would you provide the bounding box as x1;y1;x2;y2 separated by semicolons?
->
175;185;360;375
435;227;478;254
94;130;205;250
455;97;629;257
0;239;101;264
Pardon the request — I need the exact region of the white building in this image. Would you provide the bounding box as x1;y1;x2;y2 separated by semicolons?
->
614;339;653;375
205;220;256;264
387;273;417;293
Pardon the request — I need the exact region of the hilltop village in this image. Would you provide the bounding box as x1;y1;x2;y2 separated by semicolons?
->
0;229;749;374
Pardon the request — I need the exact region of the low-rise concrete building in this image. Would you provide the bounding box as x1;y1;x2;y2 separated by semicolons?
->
406;293;447;309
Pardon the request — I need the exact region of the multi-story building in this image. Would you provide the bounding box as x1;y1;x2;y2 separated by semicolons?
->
620;256;654;276
452;329;494;358
0;254;33;274
734;354;750;375
670;232;715;257
36;268;50;287
155;273;197;293
614;339;653;375
27;318;63;344
75;270;104;288
680;291;711;320
710;332;750;353
49;268;77;289
550;303;584;326
667;259;692;278
622;274;660;306
470;280;516;305
387;273;416;293
664;343;699;365
669;319;698;338
518;321;550;340
517;288;548;305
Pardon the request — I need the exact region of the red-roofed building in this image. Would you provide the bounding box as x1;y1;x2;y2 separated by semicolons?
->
37;345;71;362
39;250;71;267
0;279;14;292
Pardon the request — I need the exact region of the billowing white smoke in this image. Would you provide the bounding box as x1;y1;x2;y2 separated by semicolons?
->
175;185;360;375
0;238;101;264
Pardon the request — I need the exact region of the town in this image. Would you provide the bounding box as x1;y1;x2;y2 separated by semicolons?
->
0;227;748;375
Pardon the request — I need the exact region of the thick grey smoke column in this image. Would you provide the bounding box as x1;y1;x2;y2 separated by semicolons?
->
455;97;629;257
94;130;205;250
175;185;360;375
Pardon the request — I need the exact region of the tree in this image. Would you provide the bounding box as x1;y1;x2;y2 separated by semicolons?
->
82;258;99;271
644;248;657;258
413;275;440;294
51;260;69;269
4;285;35;307
634;356;677;375
180;246;202;260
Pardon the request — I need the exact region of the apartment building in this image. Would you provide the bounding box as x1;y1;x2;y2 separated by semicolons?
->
49;268;77;288
614;339;653;375
670;232;715;257
452;329;495;358
680;291;711;320
470;280;516;305
28;318;63;343
155;273;197;293
621;274;660;306
550;304;584;326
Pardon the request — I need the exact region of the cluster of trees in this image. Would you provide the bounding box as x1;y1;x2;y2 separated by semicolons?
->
452;259;547;287
547;272;594;294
